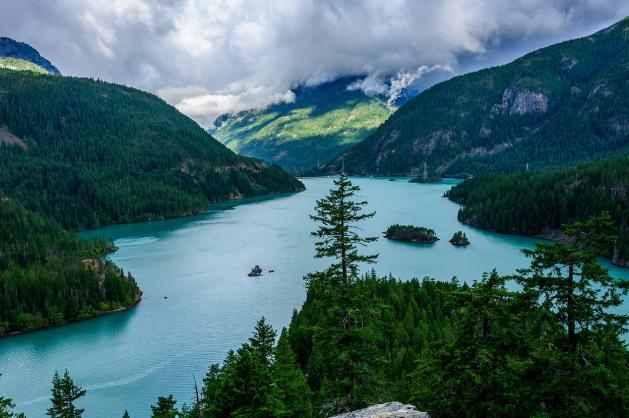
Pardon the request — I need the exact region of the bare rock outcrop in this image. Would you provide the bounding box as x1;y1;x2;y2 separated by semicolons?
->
329;402;429;418
495;87;548;115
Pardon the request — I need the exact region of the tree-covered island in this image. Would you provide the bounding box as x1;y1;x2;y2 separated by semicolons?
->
384;224;439;243
449;231;470;246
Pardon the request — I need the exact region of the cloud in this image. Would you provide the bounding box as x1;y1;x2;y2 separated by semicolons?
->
1;0;627;127
386;66;452;107
160;84;296;128
346;64;453;107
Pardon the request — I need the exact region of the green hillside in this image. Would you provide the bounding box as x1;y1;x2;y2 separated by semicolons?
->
214;78;392;173
446;156;629;267
0;70;303;230
0;197;141;335
323;18;629;176
0;57;48;74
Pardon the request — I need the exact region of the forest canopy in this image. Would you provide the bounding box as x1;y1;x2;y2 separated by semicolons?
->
0;70;303;231
0;197;141;335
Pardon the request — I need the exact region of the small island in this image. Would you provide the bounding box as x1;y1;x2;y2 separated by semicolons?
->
449;231;470;246
384;224;439;243
248;265;263;277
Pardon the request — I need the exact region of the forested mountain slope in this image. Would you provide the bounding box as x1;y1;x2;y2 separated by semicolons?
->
322;18;629;176
0;70;303;230
214;78;392;173
0;37;60;75
446;156;629;267
0;197;141;335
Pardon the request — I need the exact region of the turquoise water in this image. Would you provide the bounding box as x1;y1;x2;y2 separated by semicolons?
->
1;178;627;417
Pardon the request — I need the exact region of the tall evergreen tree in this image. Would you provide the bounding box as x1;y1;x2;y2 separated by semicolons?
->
515;212;629;415
309;174;377;285
46;370;86;418
304;176;386;414
122;410;131;418
249;317;276;365
518;212;629;352
200;321;285;417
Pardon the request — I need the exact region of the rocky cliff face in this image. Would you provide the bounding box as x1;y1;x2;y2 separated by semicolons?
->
329;402;429;418
0;37;60;75
497;86;548;115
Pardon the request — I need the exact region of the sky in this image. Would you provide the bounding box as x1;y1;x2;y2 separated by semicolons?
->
1;0;627;128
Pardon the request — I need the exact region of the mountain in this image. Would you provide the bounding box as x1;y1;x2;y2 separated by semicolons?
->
446;156;629;267
322;18;629;176
0;37;60;75
0;196;141;335
213;78;392;173
0;69;303;230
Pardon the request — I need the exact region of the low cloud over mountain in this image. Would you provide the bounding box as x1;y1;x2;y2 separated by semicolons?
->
2;0;627;127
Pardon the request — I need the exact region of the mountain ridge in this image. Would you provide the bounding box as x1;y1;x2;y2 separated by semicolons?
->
0;69;303;230
320;18;629;176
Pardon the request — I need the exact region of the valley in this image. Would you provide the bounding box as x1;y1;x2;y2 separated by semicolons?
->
1;178;627;417
214;78;392;173
1;8;629;418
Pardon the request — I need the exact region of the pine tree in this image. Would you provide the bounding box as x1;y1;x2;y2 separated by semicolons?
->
304;174;385;414
515;212;629;415
249;317;276;365
46;370;86;418
518;212;629;353
122;410;131;418
273;329;312;417
309;173;377;285
150;395;178;418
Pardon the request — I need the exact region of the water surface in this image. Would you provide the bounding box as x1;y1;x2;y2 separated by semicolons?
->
1;178;627;417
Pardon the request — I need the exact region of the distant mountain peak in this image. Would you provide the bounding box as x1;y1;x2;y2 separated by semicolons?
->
0;37;60;75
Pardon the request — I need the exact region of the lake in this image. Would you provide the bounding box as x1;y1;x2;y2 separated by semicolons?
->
1;177;627;417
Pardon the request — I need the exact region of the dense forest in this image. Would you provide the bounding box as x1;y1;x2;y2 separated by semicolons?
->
126;176;629;417
447;156;629;267
321;17;628;177
0;69;303;230
0;197;141;335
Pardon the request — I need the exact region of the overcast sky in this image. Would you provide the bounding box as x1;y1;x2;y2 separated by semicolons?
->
1;0;627;127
